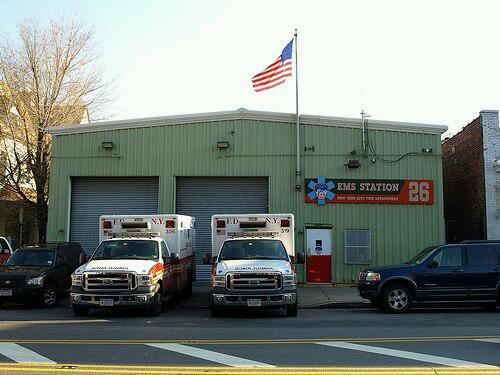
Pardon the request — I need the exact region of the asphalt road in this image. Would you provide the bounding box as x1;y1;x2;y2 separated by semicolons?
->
0;302;498;374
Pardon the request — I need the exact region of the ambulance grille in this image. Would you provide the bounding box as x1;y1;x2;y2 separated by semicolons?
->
228;273;281;291
83;272;136;291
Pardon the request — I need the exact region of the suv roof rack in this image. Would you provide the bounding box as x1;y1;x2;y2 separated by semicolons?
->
460;240;500;244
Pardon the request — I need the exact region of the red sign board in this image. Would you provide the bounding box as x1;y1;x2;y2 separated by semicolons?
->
305;178;434;205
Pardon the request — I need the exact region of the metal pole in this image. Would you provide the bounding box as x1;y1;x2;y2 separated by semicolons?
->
294;29;301;191
361;110;367;157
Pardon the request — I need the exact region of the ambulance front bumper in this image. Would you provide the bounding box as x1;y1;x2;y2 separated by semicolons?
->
211;286;297;308
70;286;156;307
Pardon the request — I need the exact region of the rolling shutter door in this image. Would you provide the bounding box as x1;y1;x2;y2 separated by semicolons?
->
176;177;269;282
70;177;159;255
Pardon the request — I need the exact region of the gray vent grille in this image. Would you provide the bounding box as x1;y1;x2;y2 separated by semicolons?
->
345;229;371;264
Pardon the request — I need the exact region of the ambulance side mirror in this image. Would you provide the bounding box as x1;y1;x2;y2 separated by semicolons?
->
79;253;88;265
295;252;306;265
170;253;180;265
202;252;212;265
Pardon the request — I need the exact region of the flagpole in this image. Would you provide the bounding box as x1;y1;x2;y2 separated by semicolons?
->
294;29;301;191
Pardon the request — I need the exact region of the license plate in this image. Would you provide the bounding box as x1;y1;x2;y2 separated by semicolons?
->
99;299;114;307
247;299;262;307
0;289;12;297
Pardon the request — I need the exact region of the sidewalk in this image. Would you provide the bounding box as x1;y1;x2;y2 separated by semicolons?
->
180;283;371;309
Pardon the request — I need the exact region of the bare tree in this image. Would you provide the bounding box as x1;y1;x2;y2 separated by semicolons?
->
0;18;109;242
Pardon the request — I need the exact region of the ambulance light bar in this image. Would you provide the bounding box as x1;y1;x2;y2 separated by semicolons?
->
240;221;266;229
122;222;149;229
227;231;278;238
110;231;160;239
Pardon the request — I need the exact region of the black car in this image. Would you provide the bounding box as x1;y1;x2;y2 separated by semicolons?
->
358;241;500;313
0;242;86;307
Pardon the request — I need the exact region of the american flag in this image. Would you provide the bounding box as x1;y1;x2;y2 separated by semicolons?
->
252;40;293;92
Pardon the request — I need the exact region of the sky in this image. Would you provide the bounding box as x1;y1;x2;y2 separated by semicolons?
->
1;0;499;137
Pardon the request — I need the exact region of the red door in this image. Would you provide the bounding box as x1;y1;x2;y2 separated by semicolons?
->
306;228;332;283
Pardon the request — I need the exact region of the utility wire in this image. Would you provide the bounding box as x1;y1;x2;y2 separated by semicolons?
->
366;131;436;163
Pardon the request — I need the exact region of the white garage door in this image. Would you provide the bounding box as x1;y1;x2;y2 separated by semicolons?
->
70;177;159;255
176;177;269;282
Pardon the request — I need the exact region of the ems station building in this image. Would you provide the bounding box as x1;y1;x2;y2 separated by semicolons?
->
46;109;447;283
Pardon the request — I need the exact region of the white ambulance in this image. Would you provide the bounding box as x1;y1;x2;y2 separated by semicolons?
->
203;213;304;317
70;214;195;316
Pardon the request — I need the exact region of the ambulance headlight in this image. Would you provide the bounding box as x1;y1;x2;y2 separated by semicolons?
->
282;274;297;286
71;274;83;287
211;275;226;287
138;274;153;287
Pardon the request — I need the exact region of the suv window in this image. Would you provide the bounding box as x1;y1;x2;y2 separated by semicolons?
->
489;245;500;265
432;246;462;267
65;244;82;268
0;238;10;253
56;249;67;266
467;246;491;266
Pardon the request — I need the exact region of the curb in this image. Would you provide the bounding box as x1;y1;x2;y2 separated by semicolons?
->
179;302;372;309
302;301;372;309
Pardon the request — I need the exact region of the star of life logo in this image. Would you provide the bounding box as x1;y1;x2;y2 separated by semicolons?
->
307;176;335;205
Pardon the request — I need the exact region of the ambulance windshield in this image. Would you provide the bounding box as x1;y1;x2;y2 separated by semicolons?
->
219;240;288;261
92;240;159;261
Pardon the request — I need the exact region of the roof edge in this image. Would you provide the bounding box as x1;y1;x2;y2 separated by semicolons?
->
47;108;448;135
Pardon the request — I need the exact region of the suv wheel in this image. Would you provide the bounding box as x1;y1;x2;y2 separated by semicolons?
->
72;306;89;316
40;288;57;307
381;284;411;313
147;291;162;317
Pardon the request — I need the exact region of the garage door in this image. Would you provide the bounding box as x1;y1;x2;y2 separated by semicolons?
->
176;177;269;282
70;177;159;254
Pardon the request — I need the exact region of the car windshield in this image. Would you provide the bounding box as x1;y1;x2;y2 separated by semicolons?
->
219;240;289;261
405;246;438;264
91;240;159;261
5;250;56;267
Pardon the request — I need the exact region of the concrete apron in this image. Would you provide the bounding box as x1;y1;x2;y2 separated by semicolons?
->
181;283;371;309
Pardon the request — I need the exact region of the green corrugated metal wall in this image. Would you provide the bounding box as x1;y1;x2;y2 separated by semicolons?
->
47;118;445;283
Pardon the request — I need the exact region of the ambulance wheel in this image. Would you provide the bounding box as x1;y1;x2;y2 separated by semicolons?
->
286;303;298;317
72;306;89;316
147;291;162;317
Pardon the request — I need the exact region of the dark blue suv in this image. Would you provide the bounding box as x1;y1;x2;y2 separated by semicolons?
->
358;241;500;313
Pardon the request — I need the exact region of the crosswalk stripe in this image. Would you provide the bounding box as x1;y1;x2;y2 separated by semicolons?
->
475;339;500;344
316;341;497;368
0;343;56;364
147;343;275;367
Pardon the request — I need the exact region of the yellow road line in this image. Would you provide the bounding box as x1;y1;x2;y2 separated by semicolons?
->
0;320;110;325
0;364;497;375
2;335;499;345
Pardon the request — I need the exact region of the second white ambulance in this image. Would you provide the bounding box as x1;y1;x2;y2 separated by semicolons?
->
203;213;304;317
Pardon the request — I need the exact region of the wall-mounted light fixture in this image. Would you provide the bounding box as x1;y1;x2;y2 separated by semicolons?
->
102;141;115;150
345;159;361;169
217;141;230;149
422;148;433;154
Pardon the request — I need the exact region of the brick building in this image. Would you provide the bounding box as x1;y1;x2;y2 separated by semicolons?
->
442;110;499;242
